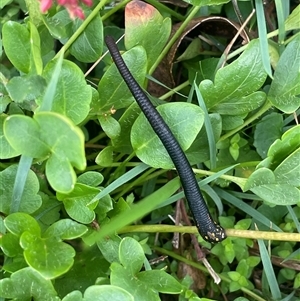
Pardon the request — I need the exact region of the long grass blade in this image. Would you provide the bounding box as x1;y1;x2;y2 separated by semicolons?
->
10;155;33;213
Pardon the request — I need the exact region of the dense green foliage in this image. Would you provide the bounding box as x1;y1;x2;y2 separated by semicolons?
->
0;0;299;300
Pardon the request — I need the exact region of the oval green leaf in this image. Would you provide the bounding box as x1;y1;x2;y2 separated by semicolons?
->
131;102;204;169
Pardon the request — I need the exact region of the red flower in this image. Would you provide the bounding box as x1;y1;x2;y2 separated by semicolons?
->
39;0;92;19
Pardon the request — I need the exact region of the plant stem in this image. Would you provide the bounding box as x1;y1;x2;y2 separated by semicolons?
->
119;225;300;242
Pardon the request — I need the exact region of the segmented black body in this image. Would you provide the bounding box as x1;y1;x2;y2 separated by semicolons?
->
105;36;226;243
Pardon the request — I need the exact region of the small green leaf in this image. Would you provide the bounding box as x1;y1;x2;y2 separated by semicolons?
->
199;39;267;114
258;125;300;170
77;171;104;186
0;167;42;215
137;270;183;294
6;75;47;103
4;114;50;158
285;4;300;31
62;290;83;301
131;102;204;168
268;36;300;113
57;183;99;224
20;232;75;279
246;168;300;205
70;11;103;63
4;212;41;237
39;59;92;124
97;47;147;113
95;146;114;167
44;219;88;240
111;102;141;154
0;233;22;257
254;113;283;159
97;234;122;263
83;285;134;301
274;148;300;186
2;21;30;73
0;267;60;300
0;115;20;159
119;237;145;275
4;112;86;193
110;263;160;301
98;115;121;139
125;1;171;69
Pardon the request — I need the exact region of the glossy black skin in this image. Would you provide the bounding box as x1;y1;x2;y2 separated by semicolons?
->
105;36;226;243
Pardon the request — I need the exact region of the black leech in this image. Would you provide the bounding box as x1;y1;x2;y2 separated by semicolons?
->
105;36;226;243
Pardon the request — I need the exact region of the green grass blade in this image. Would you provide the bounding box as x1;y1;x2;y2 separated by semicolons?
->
88;163;150;205
194;81;217;169
39;51;64;112
84;177;181;245
255;0;273;79
257;238;281;299
10;155;33;213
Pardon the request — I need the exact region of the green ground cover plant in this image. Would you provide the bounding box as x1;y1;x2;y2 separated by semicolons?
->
0;0;299;300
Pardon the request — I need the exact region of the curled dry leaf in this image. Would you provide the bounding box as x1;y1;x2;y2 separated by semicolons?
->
148;16;250;97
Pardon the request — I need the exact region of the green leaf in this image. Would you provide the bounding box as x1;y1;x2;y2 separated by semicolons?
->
131;102;204;169
98;115;121;139
20;232;76;279
97;47;147;113
245;168;300;205
77;171;104;186
4;112;86;193
137;270;183;294
110;263;160;301
285;4;300;31
199;39;267;114
2;21;30;73
4;114;49;157
83;285;134;301
4;212;41;237
70;11;103;63
119;237;145;275
6;75;47;103
0;232;23;257
0;167;42;215
111;102;141;154
44;219;88;240
0;267;60;300
95;146;114;167
124;1;171;69
97;234;122;263
268;36;300;113
0;115;20;159
57;183;99;224
39;59;92;124
253;113;283;159
258;125;300;170
62;291;83;301
274;148;300;186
